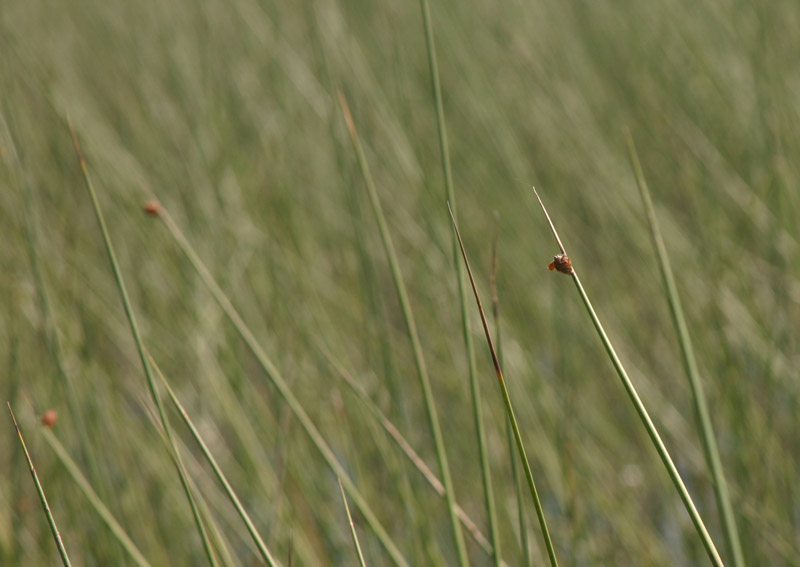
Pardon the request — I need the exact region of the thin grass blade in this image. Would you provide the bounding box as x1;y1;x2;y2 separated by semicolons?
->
38;424;152;567
338;478;368;567
145;202;411;567
8;403;73;567
417;2;500;564
148;354;281;567
320;347;512;567
67;120;218;567
532;186;724;567
625;130;745;567
337;91;466;565
447;205;560;567
490;217;532;566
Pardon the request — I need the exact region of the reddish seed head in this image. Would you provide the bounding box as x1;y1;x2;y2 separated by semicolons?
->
143;201;161;216
41;409;57;428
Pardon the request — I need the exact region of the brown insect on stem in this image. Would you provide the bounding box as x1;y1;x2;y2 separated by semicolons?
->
548;253;574;275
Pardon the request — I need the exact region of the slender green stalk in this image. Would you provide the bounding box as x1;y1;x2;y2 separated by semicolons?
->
490;219;532;567
148;355;281;567
39;426;152;567
8;403;73;567
141;402;238;567
147;204;411;567
447;205;560;567
338;478;368;567
321;347;512;567
67;120;218;567
625;130;745;567
1;111;89;459
193;490;238;567
417;3;501;564
337;91;466;565
532;187;723;567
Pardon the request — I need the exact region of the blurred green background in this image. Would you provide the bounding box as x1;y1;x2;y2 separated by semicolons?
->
1;0;798;565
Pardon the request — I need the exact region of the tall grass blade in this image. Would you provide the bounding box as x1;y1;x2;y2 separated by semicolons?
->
38;425;152;567
625;130;745;567
531;187;724;567
337;91;466;565
321;347;511;567
139;400;239;567
447;205;560;567
146;203;411;567
8;403;73;567
338;477;368;567
490;218;532;566
148;354;281;567
417;2;501;563
67;120;218;567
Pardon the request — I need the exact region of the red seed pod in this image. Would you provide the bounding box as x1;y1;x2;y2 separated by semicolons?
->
41;409;58;428
548;253;573;275
143;201;161;216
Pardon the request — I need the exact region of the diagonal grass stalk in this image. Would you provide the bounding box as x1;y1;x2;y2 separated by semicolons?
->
137;398;239;567
320;347;512;567
38;424;152;567
447;205;560;567
417;1;500;564
625;130;745;567
147;354;281;567
1;111;82;432
147;203;412;567
338;478;368;567
532;187;724;567
337;91;467;565
67;120;218;567
490;219;532;567
8;403;73;567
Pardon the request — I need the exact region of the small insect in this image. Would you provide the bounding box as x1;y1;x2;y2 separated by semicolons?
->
548;253;574;275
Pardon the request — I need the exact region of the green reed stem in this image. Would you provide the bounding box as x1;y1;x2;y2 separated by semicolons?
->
39;425;152;567
448;205;560;567
150;204;411;567
149;355;281;567
67;120;218;567
8;403;73;567
339;478;368;567
625;130;744;567
320;347;511;567
417;3;500;563
338;91;466;565
532;187;723;567
490;218;532;566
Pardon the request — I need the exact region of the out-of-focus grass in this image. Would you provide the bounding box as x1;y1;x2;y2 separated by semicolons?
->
1;0;798;565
